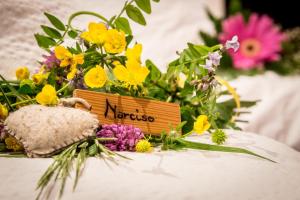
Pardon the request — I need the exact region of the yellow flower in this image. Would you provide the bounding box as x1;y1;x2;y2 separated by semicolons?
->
104;29;126;54
15;66;30;80
113;59;149;88
36;84;58;106
54;46;72;66
193;115;211;134
126;43;142;63
5;136;23;151
80;22;107;44
0;103;8;119
136;140;152;153
177;72;187;88
84;65;107;88
54;46;84;80
32;73;48;85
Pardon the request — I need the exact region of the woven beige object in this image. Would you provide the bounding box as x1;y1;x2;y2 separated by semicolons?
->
4;103;99;158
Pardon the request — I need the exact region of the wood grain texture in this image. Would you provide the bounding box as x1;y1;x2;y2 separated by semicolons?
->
73;89;181;135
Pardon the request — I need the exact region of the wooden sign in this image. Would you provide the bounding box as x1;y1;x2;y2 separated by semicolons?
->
73;89;181;135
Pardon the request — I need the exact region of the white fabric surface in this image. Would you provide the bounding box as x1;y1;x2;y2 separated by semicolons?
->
1;130;300;200
231;72;300;150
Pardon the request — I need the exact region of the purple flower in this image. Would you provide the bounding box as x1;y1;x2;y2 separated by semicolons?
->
204;59;213;70
96;124;144;151
208;51;222;66
42;51;60;69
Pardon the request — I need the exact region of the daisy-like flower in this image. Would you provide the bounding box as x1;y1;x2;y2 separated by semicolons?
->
219;13;285;69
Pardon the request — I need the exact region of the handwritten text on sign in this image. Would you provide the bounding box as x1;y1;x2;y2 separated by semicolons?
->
73;89;181;135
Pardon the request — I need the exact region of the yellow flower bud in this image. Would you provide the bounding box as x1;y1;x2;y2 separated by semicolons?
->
0;103;8;119
193;115;211;134
135;140;152;153
15;66;30;80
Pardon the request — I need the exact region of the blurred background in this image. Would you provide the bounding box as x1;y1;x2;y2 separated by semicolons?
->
0;0;299;149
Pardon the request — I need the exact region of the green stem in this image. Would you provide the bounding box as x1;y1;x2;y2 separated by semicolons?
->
68;11;109;31
0;80;20;84
11;99;36;107
56;26;70;45
112;0;135;24
56;82;71;94
181;130;194;138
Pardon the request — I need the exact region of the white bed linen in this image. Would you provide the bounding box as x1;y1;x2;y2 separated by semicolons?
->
0;130;300;200
231;72;300;150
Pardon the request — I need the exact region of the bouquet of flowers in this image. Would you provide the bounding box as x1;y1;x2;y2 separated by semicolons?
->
0;0;271;199
199;0;300;78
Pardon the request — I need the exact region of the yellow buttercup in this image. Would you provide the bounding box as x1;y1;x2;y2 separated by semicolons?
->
126;43;142;63
104;29;126;54
193;115;211;134
84;65;107;88
113;59;149;89
80;22;107;44
36;84;58;106
54;46;84;80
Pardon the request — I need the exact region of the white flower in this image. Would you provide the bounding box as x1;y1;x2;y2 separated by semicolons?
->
208;51;222;66
225;35;240;52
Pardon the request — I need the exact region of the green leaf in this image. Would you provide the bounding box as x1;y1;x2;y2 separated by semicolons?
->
176;121;187;132
176;138;275;162
126;5;146;25
152;0;160;2
34;34;56;49
18;79;35;95
44;12;66;31
88;144;97;156
180;106;195;133
229;0;242;15
68;30;78;39
135;0;152;14
115;17;132;35
205;8;222;33
199;31;219;46
126;35;133;47
145;59;161;81
41;25;62;39
0;143;6;152
76;42;82;53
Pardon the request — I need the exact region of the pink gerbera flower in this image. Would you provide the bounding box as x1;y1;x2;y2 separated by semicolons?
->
219;13;285;70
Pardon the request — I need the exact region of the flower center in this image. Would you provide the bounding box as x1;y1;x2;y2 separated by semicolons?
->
240;38;261;58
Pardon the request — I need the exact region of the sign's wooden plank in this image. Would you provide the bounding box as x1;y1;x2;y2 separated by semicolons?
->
73;89;181;135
